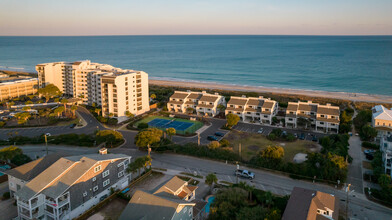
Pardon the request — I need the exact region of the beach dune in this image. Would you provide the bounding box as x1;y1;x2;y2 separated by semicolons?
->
150;79;392;104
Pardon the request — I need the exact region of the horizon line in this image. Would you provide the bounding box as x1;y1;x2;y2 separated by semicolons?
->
1;34;392;37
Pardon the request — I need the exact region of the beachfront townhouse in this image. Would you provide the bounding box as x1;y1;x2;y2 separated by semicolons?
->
36;60;149;122
380;135;392;179
120;176;207;220
196;92;226;117
11;150;131;220
285;101;340;133
372;105;392;138
167;90;225;117
225;96;278;124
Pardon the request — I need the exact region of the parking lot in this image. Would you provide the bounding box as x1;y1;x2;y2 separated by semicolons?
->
233;122;327;141
0;125;74;140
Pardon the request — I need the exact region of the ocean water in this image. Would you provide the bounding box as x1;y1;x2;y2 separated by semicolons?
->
0;35;391;96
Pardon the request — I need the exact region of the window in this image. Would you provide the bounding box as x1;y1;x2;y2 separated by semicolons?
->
103;179;110;187
94;165;102;173
83;192;87;197
102;170;110;178
93;186;98;192
118;171;124;178
189;208;192;216
117;162;123;167
92;177;96;182
10;182;14;187
124;160;129;166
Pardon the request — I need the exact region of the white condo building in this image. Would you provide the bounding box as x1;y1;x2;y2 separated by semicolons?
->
36;60;149;121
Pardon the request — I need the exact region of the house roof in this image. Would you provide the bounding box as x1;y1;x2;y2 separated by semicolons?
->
282;187;338;220
263;101;275;109
15;153;129;201
246;98;263;106
193;199;208;218
317;106;340;116
199;95;219;103
170;92;189;99
373;105;392;121
187;93;202;99
119;190;195;220
298;104;317;112
4;152;68;182
154;176;186;195
287;103;299;111
227;97;248;106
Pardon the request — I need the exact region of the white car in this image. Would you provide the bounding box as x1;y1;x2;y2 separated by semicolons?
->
45;133;51;137
257;128;264;134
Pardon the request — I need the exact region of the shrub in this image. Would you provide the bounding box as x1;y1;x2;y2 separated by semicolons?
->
208;141;220;149
95;130;124;147
285;134;296;142
107;118;118;125
0;121;5;127
137;123;149;130
11;154;32;166
267;133;277;141
362;141;379;149
2;192;10;200
219;139;230;147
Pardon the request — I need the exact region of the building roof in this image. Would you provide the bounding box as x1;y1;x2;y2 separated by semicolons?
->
4;153;68;182
193;199;208;218
15;153;129;201
199;95;219;103
298;104;317;112
227;97;248;106
287;103;299;111
187;92;202;99
373;105;392;121
246;98;263;106
282;187;338;220
316;117;340;123
263;101;275;109
317;106;340;116
170;92;189;100
154;176;186;195
119;190;195;220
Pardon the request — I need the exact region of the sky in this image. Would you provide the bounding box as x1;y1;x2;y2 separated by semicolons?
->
1;0;392;36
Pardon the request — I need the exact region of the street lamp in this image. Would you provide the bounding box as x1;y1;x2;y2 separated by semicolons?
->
44;134;48;155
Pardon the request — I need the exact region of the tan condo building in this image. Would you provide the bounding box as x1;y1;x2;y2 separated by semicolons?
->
36;60;149;121
225;96;278;124
285;101;340;133
0;78;38;101
167;90;226;117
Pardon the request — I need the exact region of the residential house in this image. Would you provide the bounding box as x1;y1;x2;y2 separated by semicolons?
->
4;153;68;198
372;105;392;138
167;90;225;117
225;96;278;124
282;187;339;220
285;101;340;133
12;150;131;220
119;176;207;220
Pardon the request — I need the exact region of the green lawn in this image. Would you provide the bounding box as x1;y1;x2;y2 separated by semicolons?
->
226;130;320;162
133;115;203;134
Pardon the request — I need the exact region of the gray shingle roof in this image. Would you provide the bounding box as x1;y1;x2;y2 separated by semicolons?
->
4;152;68;182
15;153;129;201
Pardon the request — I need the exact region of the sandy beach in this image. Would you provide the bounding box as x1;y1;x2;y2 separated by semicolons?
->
150;79;392;104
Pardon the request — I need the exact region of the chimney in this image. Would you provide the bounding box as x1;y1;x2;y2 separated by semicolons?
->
99;148;107;155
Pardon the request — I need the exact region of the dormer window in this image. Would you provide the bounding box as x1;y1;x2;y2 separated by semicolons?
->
94;165;102;173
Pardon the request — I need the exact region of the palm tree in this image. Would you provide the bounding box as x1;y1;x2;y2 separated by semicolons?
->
166;127;176;141
95;108;102;116
71;105;78;118
205;173;218;192
61;98;68;111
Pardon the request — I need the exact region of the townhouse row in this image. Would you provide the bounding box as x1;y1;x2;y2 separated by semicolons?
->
168;90;341;132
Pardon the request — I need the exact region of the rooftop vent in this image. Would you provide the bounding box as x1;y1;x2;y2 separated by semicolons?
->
99;148;108;155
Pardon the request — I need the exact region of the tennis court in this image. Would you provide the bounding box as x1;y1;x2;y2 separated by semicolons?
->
145;117;202;134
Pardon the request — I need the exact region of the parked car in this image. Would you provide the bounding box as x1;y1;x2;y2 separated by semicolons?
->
215;132;225;137
364;149;376;154
99;194;108;201
282;131;287;136
45;133;51;137
257;128;264;134
235;169;255;179
69;123;77;128
299;133;305;140
312;136;318;142
207;135;218;141
366;154;374;160
294;133;298;138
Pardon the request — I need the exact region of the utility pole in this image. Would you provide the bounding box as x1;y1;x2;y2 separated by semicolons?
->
236;162;239;184
197;133;200;146
239;143;242;160
346;183;351;220
44;134;48;155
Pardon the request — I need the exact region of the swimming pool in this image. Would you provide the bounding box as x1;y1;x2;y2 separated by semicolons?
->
205;196;215;213
0;164;11;176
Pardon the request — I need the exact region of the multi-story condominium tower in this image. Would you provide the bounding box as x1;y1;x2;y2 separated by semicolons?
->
9;150;131;220
380;135;392;178
285;101;340;133
36;60;149;121
225;96;278;124
0;78;38;101
167;91;226;117
372;105;392;137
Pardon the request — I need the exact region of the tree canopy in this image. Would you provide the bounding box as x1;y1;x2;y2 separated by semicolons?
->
226;113;240;128
0;146;23;162
135;128;163;148
166;127;176;140
38;84;61;103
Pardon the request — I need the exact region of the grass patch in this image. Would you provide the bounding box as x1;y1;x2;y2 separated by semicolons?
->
55;118;79;126
152;167;167;172
226;130;320;162
363;161;373;170
219;180;233;186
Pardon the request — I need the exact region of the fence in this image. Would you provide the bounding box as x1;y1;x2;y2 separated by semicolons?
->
74;169;153;220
